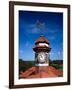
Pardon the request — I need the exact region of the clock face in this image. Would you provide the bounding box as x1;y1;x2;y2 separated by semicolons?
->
38;52;46;63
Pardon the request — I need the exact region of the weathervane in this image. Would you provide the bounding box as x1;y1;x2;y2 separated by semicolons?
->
36;20;45;35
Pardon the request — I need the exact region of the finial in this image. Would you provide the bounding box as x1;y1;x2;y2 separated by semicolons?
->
40;34;44;37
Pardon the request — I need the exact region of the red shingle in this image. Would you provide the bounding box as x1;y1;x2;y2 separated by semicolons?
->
35;36;49;44
20;66;63;78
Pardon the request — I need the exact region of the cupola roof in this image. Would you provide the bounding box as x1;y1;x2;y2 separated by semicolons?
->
35;35;49;44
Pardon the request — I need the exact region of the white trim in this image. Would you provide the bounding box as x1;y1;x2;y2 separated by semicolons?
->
35;63;49;66
14;5;68;85
38;43;49;47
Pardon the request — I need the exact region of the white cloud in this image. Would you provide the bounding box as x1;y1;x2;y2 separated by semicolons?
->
25;41;29;47
19;49;24;54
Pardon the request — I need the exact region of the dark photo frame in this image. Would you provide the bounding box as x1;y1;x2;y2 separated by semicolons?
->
9;1;70;89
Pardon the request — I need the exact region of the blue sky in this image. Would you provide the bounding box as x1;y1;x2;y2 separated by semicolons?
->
19;10;63;61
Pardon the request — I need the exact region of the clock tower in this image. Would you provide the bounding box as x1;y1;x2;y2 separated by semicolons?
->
20;35;63;78
33;35;51;67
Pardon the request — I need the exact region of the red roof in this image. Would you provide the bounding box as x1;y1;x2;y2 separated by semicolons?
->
35;35;49;44
20;66;63;79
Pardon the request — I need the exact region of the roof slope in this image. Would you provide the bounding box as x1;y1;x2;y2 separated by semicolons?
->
20;66;63;79
35;35;49;44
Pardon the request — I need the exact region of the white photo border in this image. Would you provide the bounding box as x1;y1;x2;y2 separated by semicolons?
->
14;5;67;85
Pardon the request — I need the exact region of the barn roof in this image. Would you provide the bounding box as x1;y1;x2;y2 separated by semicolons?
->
20;66;63;78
